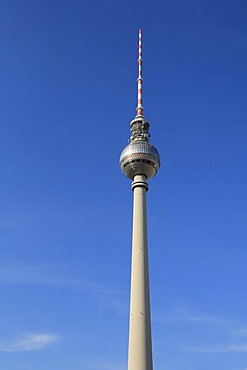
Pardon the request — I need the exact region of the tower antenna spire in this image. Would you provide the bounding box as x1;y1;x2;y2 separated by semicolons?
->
137;29;144;116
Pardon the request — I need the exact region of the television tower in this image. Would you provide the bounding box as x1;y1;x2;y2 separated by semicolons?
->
120;29;160;370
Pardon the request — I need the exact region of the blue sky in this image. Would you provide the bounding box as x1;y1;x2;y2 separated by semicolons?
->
0;0;247;369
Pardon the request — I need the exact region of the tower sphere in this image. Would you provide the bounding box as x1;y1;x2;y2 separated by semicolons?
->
120;139;160;180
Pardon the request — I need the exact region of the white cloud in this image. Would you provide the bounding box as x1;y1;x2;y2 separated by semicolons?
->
0;333;59;353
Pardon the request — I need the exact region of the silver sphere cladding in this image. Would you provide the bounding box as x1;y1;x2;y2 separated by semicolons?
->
120;140;160;180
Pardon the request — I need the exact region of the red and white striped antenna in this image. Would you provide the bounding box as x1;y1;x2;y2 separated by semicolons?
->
136;29;144;116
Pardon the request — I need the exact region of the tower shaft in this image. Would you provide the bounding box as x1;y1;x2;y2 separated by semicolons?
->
128;174;153;370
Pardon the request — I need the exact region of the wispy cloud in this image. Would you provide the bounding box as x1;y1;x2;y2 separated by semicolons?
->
153;304;247;333
153;305;228;325
232;328;247;337
91;366;124;370
0;265;88;289
0;265;128;315
86;363;125;370
184;343;247;353
0;333;59;353
154;304;247;356
156;312;224;324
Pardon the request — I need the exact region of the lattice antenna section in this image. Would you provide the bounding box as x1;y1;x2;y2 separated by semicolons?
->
136;29;143;116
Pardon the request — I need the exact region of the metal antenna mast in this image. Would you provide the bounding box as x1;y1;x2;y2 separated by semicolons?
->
137;29;144;116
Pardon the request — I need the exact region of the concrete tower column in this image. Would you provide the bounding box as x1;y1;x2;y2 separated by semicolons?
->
128;174;153;370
